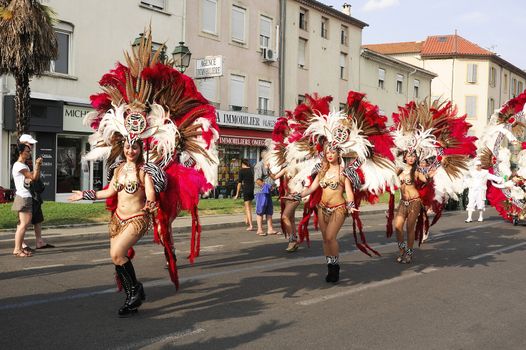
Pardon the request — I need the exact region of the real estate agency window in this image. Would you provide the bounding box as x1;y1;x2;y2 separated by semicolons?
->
140;0;165;10
299;8;308;30
260;16;272;48
202;0;218;34
321;17;329;39
49;22;73;75
378;68;385;89
396;74;404;94
298;38;307;68
340;25;348;45
413;79;420;98
339;53;347;79
230;74;246;111
467;63;478;83
231;5;246;43
258;80;272;115
465;96;477;118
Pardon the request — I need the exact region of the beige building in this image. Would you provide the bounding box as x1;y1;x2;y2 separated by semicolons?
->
364;34;526;136
360;48;436;117
186;0;280;196
1;0;185;200
282;1;366;111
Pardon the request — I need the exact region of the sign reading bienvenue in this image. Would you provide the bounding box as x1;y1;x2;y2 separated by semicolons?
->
63;104;93;132
216;110;276;130
195;55;223;78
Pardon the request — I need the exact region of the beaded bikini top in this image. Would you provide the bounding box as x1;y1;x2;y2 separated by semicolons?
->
319;171;343;190
113;164;144;194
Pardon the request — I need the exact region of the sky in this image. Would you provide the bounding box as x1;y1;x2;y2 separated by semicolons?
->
322;0;526;69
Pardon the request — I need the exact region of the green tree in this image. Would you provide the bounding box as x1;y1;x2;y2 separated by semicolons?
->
0;0;57;137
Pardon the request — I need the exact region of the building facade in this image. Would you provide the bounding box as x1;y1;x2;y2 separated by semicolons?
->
364;34;526;137
186;0;280;197
1;0;185;201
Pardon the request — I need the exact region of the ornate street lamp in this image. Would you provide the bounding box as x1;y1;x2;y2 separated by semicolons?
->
133;33;167;63
172;41;192;73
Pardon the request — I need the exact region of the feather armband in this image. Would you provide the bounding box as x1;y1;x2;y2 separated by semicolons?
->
346;201;356;210
82;190;96;200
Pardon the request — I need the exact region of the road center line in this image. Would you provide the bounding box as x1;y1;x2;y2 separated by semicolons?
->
297;267;438;306
468;241;526;260
91;258;112;263
115;328;206;350
23;264;65;270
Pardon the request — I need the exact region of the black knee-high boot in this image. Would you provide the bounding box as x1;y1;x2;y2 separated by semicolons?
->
115;260;145;317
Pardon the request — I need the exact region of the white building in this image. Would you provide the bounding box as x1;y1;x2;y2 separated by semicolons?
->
1;0;185;201
364;34;526;136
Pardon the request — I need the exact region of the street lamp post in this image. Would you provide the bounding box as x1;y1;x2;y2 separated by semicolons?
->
172;41;192;73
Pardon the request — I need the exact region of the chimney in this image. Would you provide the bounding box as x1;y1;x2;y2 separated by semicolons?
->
342;3;352;16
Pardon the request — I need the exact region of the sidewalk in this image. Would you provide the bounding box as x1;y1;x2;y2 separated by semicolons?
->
0;204;389;248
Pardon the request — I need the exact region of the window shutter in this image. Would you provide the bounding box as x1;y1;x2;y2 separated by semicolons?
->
230;75;245;107
258;80;271;99
298;39;306;66
466;96;477;117
202;0;217;33
467;64;478;83
141;0;165;9
260;16;271;47
339;53;346;67
396;73;404;82
197;78;217;102
378;68;385;80
232;6;245;42
414;79;420;87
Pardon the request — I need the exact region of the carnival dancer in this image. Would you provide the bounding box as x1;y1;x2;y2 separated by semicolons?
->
477;90;526;223
267;94;332;252
388;100;477;262
69;30;219;316
464;159;503;222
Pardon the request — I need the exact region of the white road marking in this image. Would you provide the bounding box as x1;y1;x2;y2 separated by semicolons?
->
468;242;526;260
115;328;206;350
297;267;438;306
199;244;224;251
240;240;262;244
91;258;112;263
23;264;65;270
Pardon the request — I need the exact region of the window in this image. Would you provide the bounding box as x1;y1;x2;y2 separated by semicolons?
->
140;0;165;10
339;53;347;79
202;0;217;34
231;6;246;43
413;79;420;98
396;74;404;94
298;38;307;68
298;95;305;105
230;74;245;111
466;96;477;118
467;64;478;83
339;103;346;111
258;80;272;115
378;68;385;89
49;23;73;75
340;25;348;45
512;78;517;97
488;98;495;119
299;8;308;30
518;81;524;94
197;78;218;104
321;17;328;39
260;16;272;48
504;73;508;92
489;67;497;87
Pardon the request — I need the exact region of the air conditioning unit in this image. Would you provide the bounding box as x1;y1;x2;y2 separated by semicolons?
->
262;48;276;62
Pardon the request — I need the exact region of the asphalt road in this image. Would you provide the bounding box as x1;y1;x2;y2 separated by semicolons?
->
1;209;525;350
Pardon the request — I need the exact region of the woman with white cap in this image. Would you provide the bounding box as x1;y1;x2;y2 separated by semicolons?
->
465;159;503;222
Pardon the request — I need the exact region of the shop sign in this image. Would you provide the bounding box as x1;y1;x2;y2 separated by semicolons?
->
216;110;276;130
63;104;93;132
219;136;268;147
195;56;223;78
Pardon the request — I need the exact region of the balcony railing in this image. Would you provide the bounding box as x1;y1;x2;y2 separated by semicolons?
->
257;109;274;116
229;105;248;112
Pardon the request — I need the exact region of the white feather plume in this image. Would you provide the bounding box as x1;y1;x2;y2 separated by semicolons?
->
359;159;398;195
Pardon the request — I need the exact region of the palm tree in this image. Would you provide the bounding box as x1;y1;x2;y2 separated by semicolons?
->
0;0;57;137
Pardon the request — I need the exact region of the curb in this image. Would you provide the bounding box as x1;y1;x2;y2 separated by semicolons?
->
0;208;390;247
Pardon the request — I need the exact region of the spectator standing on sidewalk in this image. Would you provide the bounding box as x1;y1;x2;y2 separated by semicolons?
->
11;142;42;257
254;151;279;236
19;134;54;250
233;159;255;231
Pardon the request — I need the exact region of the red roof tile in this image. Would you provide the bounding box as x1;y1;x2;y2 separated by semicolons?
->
421;35;494;57
362;41;422;54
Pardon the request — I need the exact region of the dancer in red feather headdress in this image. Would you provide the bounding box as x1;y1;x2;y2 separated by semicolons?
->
69;30;219;317
388;100;476;263
283;91;397;283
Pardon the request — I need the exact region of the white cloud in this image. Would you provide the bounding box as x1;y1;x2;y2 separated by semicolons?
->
458;11;489;23
362;0;400;12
